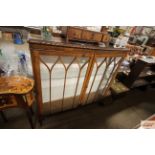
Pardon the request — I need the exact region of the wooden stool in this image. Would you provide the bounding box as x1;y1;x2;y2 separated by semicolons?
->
0;76;35;128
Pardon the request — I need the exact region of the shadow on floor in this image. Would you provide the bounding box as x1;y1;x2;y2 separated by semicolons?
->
0;88;155;129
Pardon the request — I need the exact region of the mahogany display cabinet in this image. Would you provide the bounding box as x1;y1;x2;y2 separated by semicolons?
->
29;39;128;123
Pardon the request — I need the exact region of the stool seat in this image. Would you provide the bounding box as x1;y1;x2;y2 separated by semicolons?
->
0;76;35;128
0;75;34;95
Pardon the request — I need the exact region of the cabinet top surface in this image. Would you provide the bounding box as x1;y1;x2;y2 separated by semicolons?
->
28;37;129;52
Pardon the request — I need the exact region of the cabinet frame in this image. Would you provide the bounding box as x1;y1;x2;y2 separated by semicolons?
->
29;39;128;122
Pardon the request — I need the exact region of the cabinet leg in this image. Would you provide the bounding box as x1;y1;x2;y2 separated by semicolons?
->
39;115;43;126
0;111;8;122
26;108;34;129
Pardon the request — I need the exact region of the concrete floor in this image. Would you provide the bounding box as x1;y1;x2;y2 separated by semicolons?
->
0;87;155;129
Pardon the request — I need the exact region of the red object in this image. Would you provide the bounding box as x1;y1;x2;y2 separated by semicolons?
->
130;26;136;35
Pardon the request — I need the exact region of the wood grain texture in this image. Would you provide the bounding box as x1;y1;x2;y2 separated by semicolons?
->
0;76;34;95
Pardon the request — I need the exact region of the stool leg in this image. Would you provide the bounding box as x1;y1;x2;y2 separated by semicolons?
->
26;108;34;129
0;111;8;122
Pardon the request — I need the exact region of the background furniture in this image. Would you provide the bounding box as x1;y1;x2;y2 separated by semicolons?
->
0;76;35;128
66;26;111;46
29;39;128;124
119;57;155;88
151;48;155;56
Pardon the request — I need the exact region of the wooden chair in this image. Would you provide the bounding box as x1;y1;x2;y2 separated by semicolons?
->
0;76;35;128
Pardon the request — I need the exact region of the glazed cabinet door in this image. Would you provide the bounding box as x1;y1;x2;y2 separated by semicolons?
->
81;52;124;105
35;48;94;114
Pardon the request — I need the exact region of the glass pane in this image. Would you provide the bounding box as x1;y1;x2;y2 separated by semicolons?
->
40;55;89;113
84;58;107;104
63;62;79;110
40;63;50;103
73;58;88;108
51;62;65;113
